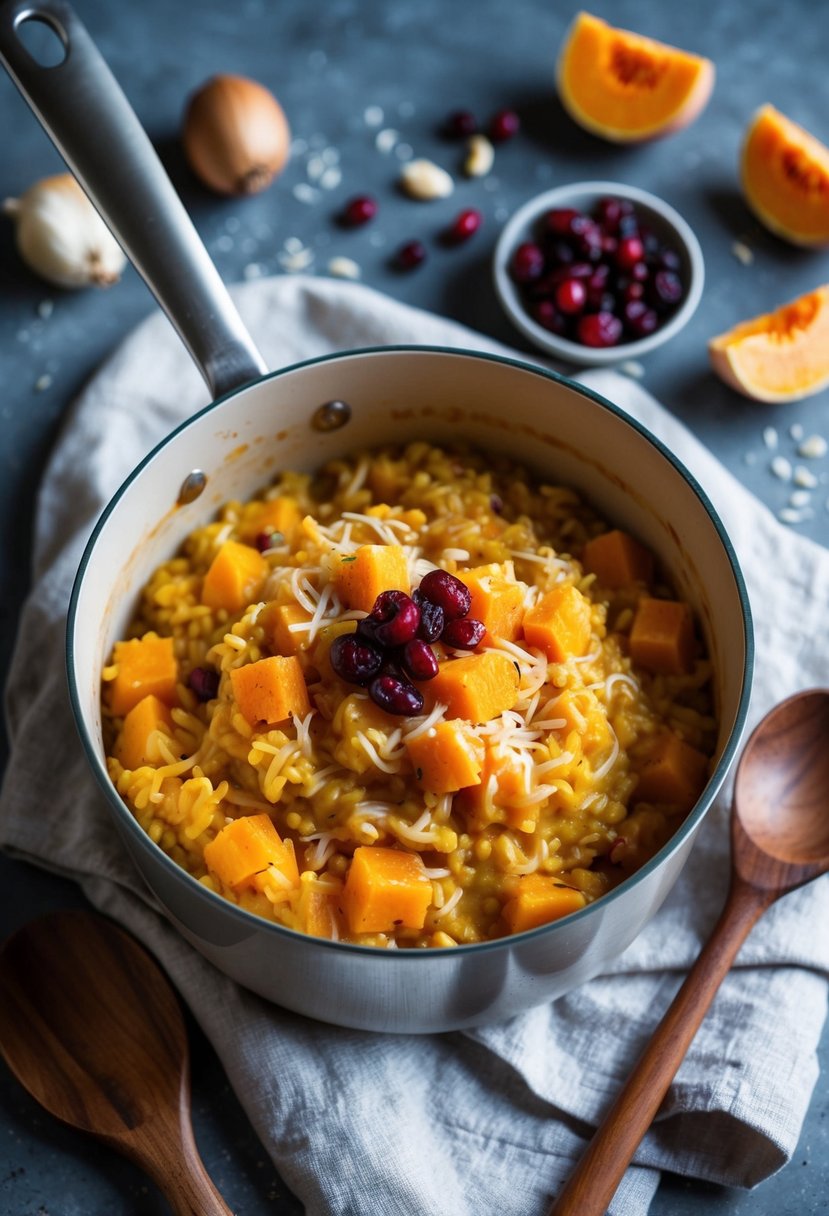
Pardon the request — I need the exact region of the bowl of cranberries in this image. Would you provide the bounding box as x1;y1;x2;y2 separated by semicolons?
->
493;181;704;365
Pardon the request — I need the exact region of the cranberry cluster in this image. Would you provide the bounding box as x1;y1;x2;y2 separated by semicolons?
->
509;196;686;349
329;570;483;716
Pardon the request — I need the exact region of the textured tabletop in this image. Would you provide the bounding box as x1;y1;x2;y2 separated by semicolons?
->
0;0;827;1212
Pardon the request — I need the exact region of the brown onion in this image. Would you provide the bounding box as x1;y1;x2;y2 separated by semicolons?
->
182;74;291;196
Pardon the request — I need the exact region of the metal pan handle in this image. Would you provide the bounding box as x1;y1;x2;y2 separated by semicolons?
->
0;0;267;398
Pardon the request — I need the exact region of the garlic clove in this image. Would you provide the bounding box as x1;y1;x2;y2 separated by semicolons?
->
399;158;454;201
183;74;291;196
4;173;126;289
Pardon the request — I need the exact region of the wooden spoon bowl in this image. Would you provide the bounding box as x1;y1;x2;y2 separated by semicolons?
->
0;909;233;1215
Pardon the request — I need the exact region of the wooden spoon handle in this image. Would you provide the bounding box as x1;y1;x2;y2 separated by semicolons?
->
124;1114;236;1216
548;879;772;1216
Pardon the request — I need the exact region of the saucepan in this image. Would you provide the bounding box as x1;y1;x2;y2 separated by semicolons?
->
0;0;752;1032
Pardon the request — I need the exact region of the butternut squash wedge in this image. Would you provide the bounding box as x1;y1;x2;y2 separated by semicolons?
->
741;105;829;247
557;12;714;143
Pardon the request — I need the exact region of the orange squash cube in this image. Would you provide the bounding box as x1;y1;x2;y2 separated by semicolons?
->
464;564;527;644
629;597;695;675
406;719;485;794
260;601;313;656
331;544;410;613
241;496;301;545
113;694;174;770
342;846;432;934
503;874;586;934
299;879;347;939
204;814;299;892
202;540;268;615
635;731;709;811
109;635;178;717
582;529;654;590
522;583;592;662
457;744;532;829
230;655;311;726
426;652;520;724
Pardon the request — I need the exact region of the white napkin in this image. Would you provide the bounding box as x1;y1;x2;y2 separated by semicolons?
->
2;275;828;1216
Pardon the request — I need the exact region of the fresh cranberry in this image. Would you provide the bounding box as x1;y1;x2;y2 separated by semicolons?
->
555;278;587;315
369;674;424;716
532;300;568;334
189;666;219;702
443;109;478;138
441;617;485;649
341;195;377;227
623;280;645;303
655;248;682;272
576;225;603;261
623;300;659;338
649;269;684;311
330;634;383;686
414;595;446;643
545;208;582;238
577;312;623;348
616;236;645;270
396;240;427;270
595;196;633;232
617;213;640;238
510;241;545;283
369;590;421;647
489;108;520;142
630;260;649;282
600;234;618;257
546;238;575;265
447;208;482;243
419;569;471;620
402;638;439;681
587;288;616;313
253;529;283;552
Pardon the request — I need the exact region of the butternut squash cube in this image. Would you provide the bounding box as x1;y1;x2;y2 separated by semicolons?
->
113;694;174;770
300;881;346;939
241;496;301;545
635;731;709;811
230;655;310;726
503;874;586;934
260;601;313;656
250;838;301;902
406;719;485;794
464;564;527;644
331;544;410;613
342;846;432;934
427;652;520;724
522;583;592;662
109;636;178;717
457;744;531;829
204;814;299;892
629;597;695;675
582;529;654;590
202;540;268;615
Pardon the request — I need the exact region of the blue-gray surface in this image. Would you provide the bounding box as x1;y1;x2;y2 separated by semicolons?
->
1;0;827;1212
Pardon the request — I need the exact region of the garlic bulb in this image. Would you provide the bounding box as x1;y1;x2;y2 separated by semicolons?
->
3;173;126;289
183;74;291;196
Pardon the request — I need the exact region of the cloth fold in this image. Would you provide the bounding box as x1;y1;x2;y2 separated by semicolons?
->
2;275;828;1216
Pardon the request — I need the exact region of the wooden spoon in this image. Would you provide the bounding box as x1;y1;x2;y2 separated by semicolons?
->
0;908;234;1215
550;688;829;1216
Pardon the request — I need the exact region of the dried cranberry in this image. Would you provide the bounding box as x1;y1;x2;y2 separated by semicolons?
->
369;590;421;647
489;108;520;143
189;666;219;702
555;278;587;315
330;634;383;686
490;494;504;514
341;195;377;227
443;109;478;139
441;617;485;649
416;597;445;643
254;529;283;552
402;638;439;681
396;240;427;270
447;208;482;243
369;674;424;717
419;569;471;620
577;312;623;348
510;241;545;283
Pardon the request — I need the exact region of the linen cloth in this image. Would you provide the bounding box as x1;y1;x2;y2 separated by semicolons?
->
2;274;828;1215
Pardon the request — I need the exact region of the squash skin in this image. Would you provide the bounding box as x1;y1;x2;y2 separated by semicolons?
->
556;12;714;144
709;285;829;403
741;105;829;247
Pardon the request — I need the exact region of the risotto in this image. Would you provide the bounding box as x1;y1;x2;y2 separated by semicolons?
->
102;442;716;948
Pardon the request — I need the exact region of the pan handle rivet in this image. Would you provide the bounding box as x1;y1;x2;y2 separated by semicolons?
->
312;399;351;432
177;470;207;505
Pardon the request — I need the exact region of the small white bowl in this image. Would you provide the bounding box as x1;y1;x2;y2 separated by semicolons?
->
493;181;704;366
